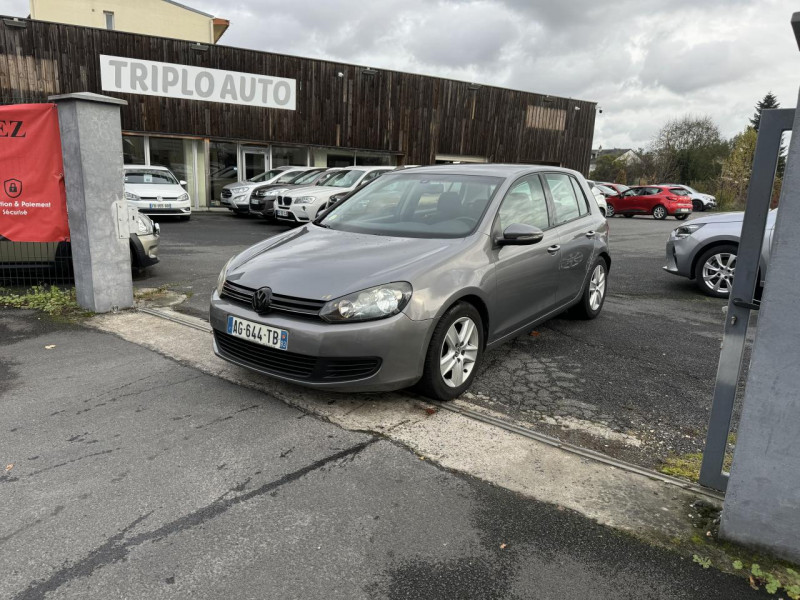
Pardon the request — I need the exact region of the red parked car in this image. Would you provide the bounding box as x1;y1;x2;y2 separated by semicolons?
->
607;185;693;220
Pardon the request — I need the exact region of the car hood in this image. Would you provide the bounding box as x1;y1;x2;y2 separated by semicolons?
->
222;180;267;191
283;184;352;198
125;183;185;197
226;225;466;300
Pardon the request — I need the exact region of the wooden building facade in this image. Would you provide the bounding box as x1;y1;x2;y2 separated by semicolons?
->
0;15;596;208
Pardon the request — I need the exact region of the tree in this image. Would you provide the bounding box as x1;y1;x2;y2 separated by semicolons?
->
649;115;729;184
589;154;623;182
750;92;780;131
718;127;758;209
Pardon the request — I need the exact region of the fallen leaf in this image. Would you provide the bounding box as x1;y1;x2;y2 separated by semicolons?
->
424;407;437;416
418;456;426;461
5;464;13;472
529;331;540;337
500;543;507;549
44;345;56;350
749;575;759;590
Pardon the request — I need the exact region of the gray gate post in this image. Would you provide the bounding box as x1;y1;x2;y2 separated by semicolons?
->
49;92;133;313
718;89;800;562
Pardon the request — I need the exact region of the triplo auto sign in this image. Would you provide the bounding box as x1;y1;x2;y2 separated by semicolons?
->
99;55;296;110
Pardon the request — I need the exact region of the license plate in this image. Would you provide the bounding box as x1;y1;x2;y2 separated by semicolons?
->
677;208;690;213
227;315;288;350
149;203;170;209
276;209;289;217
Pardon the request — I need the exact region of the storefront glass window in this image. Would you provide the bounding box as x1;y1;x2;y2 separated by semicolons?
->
122;135;145;165
149;136;198;207
326;152;355;168
355;152;395;166
272;146;308;167
209;141;238;207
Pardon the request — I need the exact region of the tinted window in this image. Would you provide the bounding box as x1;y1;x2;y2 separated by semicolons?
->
646;187;662;195
544;173;583;224
498;175;549;230
669;187;690;196
570;178;591;216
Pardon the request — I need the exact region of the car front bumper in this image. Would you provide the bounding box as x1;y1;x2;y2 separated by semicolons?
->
131;232;159;268
275;202;316;223
223;193;252;214
130;199;191;215
663;235;696;279
209;292;433;392
249;197;276;218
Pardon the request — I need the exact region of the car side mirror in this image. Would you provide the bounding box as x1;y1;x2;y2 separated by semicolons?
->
497;223;544;246
179;180;187;187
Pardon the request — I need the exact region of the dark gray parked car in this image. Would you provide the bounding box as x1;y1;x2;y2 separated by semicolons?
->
210;165;610;400
664;210;775;298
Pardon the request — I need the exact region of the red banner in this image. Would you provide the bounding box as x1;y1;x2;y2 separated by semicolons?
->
0;103;69;242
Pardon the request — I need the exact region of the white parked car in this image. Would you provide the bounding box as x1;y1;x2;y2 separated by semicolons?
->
124;165;191;220
659;184;716;212
221;166;318;215
589;185;608;217
274;166;395;224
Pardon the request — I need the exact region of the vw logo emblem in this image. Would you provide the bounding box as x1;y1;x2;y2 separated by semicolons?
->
252;287;272;314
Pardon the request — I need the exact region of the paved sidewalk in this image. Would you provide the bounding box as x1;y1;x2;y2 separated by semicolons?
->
1;309;766;599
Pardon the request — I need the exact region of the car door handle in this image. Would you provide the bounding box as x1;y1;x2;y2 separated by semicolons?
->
585;231;596;238
547;245;561;254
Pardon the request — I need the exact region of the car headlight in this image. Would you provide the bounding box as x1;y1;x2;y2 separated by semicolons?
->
320;282;412;323
136;215;151;234
216;257;234;296
125;191;140;201
674;223;705;239
294;196;318;205
231;186;250;194
178;193;189;202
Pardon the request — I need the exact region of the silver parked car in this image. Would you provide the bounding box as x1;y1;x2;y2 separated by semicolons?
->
659;184;717;212
663;210;775;298
210;165;610;400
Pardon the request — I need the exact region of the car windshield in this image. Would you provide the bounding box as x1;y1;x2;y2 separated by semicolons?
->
315;171;340;185
292;170;323;185
596;185;615;194
325;170;366;188
125;169;178;185
248;169;284;183
274;170;308;184
319;173;503;239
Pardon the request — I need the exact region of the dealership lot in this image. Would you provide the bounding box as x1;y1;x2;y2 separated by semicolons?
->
136;213;741;471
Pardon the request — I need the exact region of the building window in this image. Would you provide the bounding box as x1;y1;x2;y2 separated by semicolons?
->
122;135;145;165
104;11;115;30
271;146;308;167
209;141;238;207
149;136;198;207
326;152;355;168
355;151;395;166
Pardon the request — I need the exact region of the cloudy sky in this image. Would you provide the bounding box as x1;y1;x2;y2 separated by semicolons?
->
7;0;800;149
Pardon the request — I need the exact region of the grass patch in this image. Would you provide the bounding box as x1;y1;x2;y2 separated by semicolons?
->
0;285;91;319
660;433;736;482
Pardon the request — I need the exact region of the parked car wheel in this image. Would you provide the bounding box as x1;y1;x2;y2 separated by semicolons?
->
675;214;689;221
694;244;737;298
417;302;484;401
652;205;667;220
692;199;704;212
606;203;615;218
571;258;608;320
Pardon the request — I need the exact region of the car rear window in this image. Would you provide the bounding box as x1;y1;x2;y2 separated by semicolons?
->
669;188;690;196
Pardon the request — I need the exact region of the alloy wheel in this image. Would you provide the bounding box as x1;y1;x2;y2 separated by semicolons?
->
702;252;736;295
589;264;607;311
653;206;667;220
606;204;615;217
440;316;479;388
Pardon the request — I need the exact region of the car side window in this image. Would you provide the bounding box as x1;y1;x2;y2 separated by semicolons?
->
497;175;549;231
647;187;662;195
544;173;583;224
570;178;591;216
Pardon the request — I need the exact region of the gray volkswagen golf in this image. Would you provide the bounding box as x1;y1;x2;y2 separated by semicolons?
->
210;165;610;400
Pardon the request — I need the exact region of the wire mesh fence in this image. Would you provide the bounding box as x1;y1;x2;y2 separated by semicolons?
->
0;240;74;286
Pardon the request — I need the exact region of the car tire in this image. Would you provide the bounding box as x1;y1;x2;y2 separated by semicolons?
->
692;199;704;212
571;257;609;320
675;214;689;220
652;205;667;220
623;214;634;218
694;244;737;298
416;302;484;401
606;203;615;217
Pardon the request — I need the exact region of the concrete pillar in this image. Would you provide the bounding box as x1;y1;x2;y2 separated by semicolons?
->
719;90;800;562
49;92;133;313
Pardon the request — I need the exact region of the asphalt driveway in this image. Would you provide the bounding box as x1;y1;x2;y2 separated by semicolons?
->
136;213;740;471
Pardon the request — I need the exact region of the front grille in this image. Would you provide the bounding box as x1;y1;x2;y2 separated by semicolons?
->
221;190;232;199
140;196;179;201
221;280;326;319
214;331;381;381
277;197;292;207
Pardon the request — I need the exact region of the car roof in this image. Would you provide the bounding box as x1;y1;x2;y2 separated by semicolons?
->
400;163;581;178
339;165;395;171
124;164;170;171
